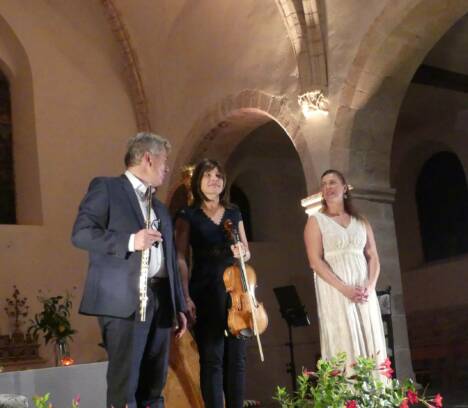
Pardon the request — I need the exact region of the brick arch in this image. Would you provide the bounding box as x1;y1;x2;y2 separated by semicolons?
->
331;0;468;188
275;0;327;91
170;89;317;193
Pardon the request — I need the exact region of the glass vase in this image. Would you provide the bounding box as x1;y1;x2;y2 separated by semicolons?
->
54;339;74;366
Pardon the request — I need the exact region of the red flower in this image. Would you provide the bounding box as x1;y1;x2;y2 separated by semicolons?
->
380;358;392;369
379;358;394;378
302;368;315;377
400;399;409;408
407;390;419;404
382;367;394;378
331;369;342;377
432;393;443;407
345;400;357;408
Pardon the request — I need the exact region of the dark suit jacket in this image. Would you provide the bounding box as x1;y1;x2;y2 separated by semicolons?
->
71;175;186;319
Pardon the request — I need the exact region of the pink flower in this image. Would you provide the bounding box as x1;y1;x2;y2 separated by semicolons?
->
345;400;357;408
302;368;315;377
72;394;80;407
331;369;342;377
382;367;394;378
380;358;392;369
407;390;418;404
379;357;394;378
400;399;409;408
432;393;443;407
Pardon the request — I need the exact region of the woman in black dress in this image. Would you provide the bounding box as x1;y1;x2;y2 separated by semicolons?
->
175;158;250;408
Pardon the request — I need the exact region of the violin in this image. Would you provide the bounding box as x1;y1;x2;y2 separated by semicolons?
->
223;219;268;362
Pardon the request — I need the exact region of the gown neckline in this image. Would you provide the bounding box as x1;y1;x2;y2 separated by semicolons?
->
200;206;227;227
321;212;353;230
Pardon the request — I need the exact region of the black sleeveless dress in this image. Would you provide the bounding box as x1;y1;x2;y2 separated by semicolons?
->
177;205;247;408
177;206;242;329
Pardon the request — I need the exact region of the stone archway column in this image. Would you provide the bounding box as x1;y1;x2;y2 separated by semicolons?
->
352;186;414;380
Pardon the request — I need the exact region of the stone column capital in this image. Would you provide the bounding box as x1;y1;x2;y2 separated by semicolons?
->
351;186;396;204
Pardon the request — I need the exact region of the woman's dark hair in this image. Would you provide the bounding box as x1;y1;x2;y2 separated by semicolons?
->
320;169;363;220
191;158;231;208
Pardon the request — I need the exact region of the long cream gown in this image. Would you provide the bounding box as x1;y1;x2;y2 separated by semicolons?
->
312;212;388;369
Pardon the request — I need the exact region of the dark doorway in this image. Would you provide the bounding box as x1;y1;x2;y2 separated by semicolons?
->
416;151;468;262
0;70;15;224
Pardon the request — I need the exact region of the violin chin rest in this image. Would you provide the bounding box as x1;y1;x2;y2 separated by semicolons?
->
239;328;254;338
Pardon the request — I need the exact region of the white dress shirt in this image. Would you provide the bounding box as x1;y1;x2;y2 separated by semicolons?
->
125;170;166;278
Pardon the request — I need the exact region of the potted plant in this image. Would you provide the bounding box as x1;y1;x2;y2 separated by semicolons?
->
274;352;443;408
28;292;76;366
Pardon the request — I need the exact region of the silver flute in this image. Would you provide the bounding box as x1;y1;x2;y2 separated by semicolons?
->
139;187;152;322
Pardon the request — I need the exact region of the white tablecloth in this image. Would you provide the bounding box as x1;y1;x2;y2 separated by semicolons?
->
0;362;107;407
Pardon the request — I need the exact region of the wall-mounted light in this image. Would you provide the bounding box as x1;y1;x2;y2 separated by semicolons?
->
298;90;329;118
301;185;354;215
301;192;323;216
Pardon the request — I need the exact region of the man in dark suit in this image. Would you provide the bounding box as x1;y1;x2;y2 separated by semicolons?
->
72;132;187;408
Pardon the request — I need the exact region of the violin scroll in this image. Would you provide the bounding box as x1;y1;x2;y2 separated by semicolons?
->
223;218;233;232
223;218;239;243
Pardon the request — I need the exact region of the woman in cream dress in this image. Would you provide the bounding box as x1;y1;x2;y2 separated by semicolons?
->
304;169;388;370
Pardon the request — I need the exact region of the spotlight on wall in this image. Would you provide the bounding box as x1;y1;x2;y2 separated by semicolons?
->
301;185;354;215
301;192;323;216
298;90;329;118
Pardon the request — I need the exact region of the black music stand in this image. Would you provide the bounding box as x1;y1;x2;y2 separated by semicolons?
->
274;285;310;392
377;286;395;373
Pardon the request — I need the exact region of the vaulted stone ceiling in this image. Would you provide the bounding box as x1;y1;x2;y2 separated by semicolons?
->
425;12;468;75
108;0;298;134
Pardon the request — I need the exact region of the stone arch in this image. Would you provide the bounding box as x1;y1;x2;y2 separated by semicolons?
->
0;14;42;224
417;151;468;261
393;140;468;262
331;0;468;188
275;0;327;91
100;0;151;131
170;89;316;193
392;139;454;268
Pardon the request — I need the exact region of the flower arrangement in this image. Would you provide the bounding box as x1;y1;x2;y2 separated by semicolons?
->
274;353;443;408
32;393;80;408
27;291;77;366
28;292;76;345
